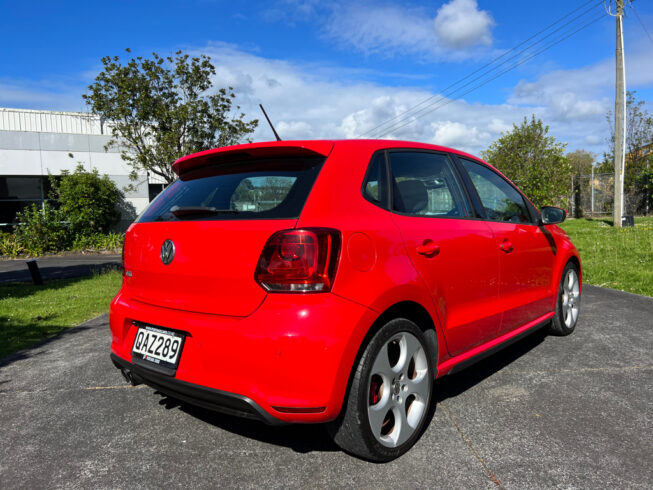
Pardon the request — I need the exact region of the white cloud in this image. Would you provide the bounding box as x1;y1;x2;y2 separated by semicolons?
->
201;42;653;157
431;120;491;149
5;41;651;160
322;3;437;57
196;43;620;157
312;1;495;60
433;0;494;49
509;46;653;123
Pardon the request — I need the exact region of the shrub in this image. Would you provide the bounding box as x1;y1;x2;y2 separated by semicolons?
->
72;232;124;252
0;232;24;258
14;203;70;255
51;164;122;237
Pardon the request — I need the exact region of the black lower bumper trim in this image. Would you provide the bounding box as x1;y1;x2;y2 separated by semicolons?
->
110;354;285;425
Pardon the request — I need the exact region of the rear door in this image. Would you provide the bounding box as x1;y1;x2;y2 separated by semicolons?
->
458;157;556;334
122;152;326;317
387;150;501;356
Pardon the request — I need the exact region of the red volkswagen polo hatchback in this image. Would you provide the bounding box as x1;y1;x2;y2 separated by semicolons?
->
110;139;581;461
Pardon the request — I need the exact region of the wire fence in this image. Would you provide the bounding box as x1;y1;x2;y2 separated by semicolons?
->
570;172;651;217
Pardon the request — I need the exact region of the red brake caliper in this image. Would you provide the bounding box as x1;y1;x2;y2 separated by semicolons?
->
369;378;380;405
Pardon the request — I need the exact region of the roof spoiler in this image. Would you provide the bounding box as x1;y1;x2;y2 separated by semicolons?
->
172;141;334;176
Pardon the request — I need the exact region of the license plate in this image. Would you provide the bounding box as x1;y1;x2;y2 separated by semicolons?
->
131;324;185;369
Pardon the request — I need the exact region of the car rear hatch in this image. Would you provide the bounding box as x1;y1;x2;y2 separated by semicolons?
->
122;141;334;317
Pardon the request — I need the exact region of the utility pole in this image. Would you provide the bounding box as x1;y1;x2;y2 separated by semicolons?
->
613;0;626;228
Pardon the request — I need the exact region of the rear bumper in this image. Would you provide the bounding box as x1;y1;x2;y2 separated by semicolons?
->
109;290;377;423
110;353;283;424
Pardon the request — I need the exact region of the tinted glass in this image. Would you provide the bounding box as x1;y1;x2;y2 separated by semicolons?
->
363;152;387;205
138;157;324;222
461;158;531;223
389;152;469;217
0;177;42;199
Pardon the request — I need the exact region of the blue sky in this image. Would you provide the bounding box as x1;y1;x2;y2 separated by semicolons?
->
1;0;652;157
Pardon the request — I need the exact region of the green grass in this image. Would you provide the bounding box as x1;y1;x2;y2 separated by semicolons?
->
560;216;653;297
0;270;122;359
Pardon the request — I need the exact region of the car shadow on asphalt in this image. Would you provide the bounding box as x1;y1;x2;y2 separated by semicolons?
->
155;394;340;453
150;327;548;456
435;327;548;402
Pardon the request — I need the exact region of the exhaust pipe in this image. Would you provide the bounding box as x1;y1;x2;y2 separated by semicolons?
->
120;368;143;386
120;368;133;384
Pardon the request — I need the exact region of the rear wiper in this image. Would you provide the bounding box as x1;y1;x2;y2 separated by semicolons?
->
169;205;239;218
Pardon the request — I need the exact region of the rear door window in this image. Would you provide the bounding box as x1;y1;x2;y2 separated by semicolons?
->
138;157;324;222
388;151;470;217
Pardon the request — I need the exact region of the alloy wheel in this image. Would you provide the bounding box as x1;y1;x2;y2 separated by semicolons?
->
367;332;430;448
561;268;580;328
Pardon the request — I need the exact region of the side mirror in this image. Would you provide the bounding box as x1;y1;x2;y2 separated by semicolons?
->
540;206;566;225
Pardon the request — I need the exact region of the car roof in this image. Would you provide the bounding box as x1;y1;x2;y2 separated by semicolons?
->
172;139;490;176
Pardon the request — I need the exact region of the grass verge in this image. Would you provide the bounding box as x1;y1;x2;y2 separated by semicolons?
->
560;216;653;297
0;270;122;359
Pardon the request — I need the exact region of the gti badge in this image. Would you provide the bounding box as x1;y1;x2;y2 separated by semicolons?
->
160;239;175;265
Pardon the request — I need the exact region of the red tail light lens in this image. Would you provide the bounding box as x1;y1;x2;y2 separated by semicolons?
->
256;229;341;293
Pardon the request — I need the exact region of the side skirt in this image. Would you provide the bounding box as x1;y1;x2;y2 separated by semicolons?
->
436;312;555;377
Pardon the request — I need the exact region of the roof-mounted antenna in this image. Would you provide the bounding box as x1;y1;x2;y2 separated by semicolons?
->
259;104;282;141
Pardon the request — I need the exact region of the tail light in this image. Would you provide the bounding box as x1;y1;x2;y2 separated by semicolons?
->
256;229;340;293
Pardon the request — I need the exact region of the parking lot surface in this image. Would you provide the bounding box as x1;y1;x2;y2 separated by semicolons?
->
0;285;651;489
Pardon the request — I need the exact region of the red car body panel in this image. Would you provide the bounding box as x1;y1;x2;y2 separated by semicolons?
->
110;139;582;423
123;219;297;316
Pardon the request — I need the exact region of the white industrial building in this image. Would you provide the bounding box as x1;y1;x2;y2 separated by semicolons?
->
0;107;165;230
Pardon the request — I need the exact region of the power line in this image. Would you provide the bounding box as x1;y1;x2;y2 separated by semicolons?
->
373;12;606;137
630;3;653;45
358;0;604;138
375;13;607;138
367;2;605;138
360;0;603;138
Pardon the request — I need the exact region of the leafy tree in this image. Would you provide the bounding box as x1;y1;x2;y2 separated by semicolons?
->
567;150;595;218
51;165;122;237
83;49;258;184
482;115;571;208
600;91;653;172
599;91;653;213
567;149;594;175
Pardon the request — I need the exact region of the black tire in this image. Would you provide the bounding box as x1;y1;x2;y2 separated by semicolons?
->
549;261;581;336
327;318;434;462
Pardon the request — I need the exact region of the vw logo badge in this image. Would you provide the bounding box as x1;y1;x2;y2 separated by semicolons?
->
160;239;175;265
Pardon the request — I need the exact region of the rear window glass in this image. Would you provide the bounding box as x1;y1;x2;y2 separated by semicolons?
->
138;157;325;222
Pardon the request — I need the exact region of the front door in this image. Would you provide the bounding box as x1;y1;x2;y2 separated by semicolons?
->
459;158;556;334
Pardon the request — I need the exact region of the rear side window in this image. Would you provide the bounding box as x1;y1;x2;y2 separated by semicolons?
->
460;158;531;224
389;151;470;217
362;152;388;206
138;157;325;222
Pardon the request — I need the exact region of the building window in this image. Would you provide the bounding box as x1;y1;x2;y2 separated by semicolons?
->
148;183;166;201
0;176;58;228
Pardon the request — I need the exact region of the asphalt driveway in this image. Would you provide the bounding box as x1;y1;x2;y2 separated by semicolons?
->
0;254;121;284
0;285;651;488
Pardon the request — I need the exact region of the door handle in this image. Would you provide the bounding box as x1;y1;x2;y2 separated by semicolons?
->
499;239;514;253
416;240;440;257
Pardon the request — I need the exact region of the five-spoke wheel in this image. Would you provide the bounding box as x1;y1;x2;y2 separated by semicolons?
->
328;319;434;462
550;261;581;335
368;332;429;448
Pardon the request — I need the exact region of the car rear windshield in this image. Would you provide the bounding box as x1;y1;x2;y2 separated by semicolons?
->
138;157;325;222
